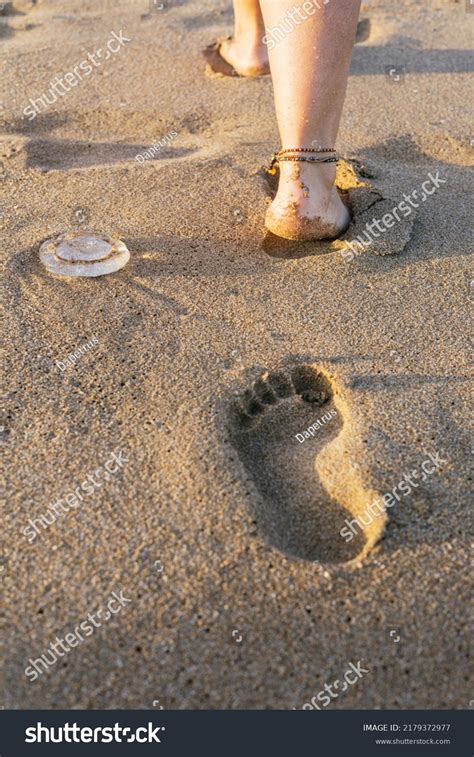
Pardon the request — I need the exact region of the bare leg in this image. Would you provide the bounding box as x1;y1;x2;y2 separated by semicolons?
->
220;0;270;77
260;0;361;240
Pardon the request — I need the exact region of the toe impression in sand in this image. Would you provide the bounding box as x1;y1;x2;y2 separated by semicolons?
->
39;232;130;278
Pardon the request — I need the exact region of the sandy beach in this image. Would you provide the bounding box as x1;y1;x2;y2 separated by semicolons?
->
2;0;472;710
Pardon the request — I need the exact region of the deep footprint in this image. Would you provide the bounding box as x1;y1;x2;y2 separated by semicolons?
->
229;364;386;564
258;158;415;259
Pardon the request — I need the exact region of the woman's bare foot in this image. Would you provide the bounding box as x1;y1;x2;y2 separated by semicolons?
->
219;35;269;77
265;162;350;241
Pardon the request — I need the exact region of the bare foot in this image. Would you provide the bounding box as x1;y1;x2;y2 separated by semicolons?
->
219;36;270;77
265;162;350;241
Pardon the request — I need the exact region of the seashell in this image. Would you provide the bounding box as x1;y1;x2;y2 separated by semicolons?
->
39;232;130;278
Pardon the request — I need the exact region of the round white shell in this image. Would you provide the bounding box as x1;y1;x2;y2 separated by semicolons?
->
39;232;130;277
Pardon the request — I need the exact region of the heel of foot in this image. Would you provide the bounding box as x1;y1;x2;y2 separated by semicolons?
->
265;203;350;242
206;38;270;78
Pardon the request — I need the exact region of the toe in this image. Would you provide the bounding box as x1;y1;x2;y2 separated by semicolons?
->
266;371;295;398
253;373;278;405
241;388;265;416
291;366;333;405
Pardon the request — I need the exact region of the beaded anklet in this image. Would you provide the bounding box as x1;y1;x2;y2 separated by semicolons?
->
268;147;338;175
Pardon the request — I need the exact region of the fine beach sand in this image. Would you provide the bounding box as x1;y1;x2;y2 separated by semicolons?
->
2;0;472;709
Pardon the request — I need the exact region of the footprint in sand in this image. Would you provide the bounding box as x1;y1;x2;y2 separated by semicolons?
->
229;364;386;564
0;0;41;39
1;134;206;171
22;137;198;171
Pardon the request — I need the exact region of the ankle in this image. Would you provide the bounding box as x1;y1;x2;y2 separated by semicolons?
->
278;161;337;199
234;20;266;52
